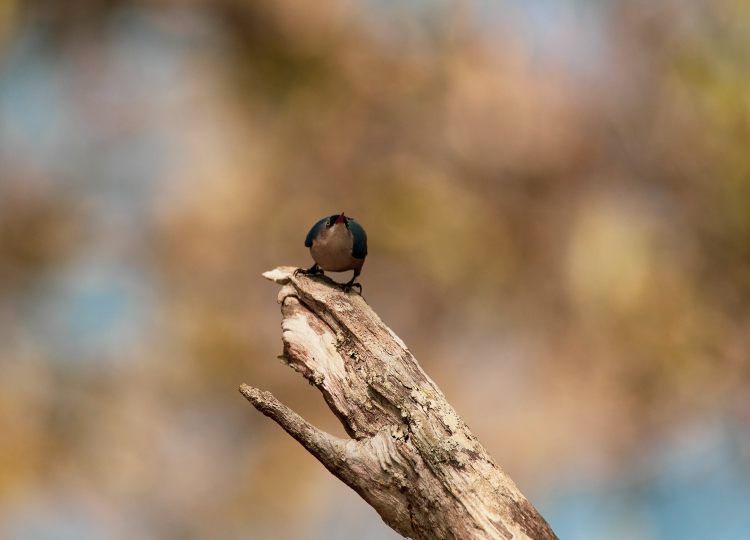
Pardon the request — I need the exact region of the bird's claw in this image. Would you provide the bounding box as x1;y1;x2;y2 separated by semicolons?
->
343;282;363;295
294;266;362;294
294;265;322;277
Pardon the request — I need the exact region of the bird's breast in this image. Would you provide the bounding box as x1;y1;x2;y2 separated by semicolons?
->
311;225;362;272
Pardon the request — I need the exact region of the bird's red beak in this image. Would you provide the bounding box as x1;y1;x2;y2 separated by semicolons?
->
335;212;346;224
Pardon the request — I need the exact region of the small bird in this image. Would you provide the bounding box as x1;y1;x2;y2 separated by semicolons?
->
296;212;368;292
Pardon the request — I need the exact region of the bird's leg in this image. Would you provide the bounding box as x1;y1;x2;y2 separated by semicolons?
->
342;270;363;294
294;263;323;276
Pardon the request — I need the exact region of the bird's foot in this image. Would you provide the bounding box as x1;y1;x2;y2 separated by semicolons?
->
294;264;323;277
342;281;363;294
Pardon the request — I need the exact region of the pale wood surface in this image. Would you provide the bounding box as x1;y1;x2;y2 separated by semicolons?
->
240;266;558;540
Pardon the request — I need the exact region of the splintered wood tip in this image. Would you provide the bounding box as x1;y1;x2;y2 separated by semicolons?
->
262;266;297;284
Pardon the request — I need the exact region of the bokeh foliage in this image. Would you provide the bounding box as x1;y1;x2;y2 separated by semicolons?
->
1;1;749;538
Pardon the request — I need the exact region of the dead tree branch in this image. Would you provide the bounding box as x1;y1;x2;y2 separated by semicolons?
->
240;266;558;540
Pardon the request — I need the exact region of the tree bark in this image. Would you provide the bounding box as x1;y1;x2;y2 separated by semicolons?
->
240;266;558;540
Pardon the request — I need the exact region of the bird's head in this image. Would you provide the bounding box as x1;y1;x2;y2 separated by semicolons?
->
329;212;347;227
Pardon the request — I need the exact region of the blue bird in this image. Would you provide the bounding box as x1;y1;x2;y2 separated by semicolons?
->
296;212;368;293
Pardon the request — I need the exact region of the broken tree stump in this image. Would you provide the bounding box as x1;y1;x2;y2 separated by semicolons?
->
240;266;557;540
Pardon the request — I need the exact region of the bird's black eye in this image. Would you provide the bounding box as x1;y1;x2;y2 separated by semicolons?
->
327;218;333;227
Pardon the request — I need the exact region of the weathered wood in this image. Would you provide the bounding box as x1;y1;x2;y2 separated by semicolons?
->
240;266;557;540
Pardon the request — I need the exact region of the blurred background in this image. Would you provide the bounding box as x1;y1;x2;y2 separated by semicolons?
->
1;1;749;538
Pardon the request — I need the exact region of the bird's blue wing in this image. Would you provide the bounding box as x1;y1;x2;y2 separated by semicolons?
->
304;217;330;247
347;218;368;259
